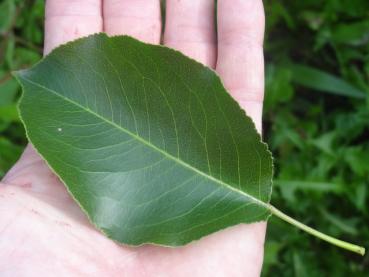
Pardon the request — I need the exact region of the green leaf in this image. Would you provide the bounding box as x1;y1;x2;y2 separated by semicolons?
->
310;132;336;156
16;34;273;246
343;146;369;177
331;20;369;46
265;64;294;111
288;64;367;99
15;34;365;255
274;180;344;202
319;208;358;236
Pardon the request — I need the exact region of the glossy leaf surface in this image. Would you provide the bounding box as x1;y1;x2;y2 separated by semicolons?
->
16;34;273;246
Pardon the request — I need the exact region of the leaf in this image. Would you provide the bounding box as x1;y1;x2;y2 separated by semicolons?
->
319;208;358;236
15;34;366;255
343;146;369;177
265;64;294;111
274;180;344;202
16;34;273;246
288;64;366;99
310;132;336;156
331;20;369;46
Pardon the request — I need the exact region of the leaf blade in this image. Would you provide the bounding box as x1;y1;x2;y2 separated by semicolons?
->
288;64;366;99
17;34;273;246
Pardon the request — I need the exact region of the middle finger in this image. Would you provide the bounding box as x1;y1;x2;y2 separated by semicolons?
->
103;0;161;44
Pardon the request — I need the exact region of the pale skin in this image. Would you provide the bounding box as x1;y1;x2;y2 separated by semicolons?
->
0;0;266;276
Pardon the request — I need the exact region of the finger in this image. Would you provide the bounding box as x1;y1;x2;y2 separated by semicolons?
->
103;0;161;44
216;0;265;133
44;0;102;55
164;0;216;67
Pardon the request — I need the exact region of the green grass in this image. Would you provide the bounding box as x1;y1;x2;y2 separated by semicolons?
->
263;1;369;275
1;0;368;275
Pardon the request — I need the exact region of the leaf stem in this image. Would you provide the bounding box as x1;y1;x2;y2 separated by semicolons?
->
269;205;365;256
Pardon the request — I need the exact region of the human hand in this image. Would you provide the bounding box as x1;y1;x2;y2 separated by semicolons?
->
0;1;266;276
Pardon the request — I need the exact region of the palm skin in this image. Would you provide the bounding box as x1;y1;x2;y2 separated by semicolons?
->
0;0;266;276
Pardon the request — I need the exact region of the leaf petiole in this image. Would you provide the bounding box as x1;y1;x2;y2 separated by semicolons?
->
269;205;365;256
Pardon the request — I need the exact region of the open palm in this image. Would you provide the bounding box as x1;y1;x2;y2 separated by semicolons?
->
0;1;266;276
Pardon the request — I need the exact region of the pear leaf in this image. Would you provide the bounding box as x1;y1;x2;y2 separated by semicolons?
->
16;34;365;256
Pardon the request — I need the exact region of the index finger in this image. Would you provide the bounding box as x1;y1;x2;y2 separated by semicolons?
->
44;0;102;54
